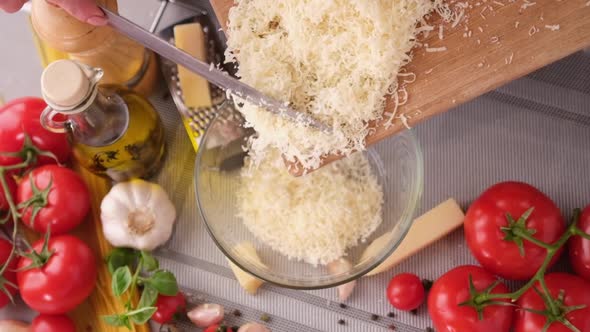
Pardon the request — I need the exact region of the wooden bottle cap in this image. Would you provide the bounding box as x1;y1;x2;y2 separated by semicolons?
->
41;60;92;109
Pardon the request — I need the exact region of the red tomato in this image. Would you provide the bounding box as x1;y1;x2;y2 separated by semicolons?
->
17;165;90;235
204;325;234;332
31;314;76;332
464;182;565;280
0;238;17;308
17;235;97;314
0;97;70;171
515;273;590;332
428;265;514;332
152;292;187;324
386;273;425;311
0;175;16;212
569;205;590;280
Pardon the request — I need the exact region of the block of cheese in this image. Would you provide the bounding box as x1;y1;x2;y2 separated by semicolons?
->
362;198;465;277
227;242;266;295
173;23;212;109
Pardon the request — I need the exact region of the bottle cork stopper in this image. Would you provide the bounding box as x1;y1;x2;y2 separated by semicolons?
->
41;60;91;109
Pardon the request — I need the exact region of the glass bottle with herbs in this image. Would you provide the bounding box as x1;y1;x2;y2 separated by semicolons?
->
39;59;166;182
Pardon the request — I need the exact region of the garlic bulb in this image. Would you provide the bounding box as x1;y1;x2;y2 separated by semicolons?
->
100;179;176;251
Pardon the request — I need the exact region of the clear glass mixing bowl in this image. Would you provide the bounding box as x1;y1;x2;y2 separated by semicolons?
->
194;104;423;289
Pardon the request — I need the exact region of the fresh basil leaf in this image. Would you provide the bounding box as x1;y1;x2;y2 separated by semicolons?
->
112;266;133;296
106;248;137;274
140;251;159;272
138;285;158;308
145;270;178;296
102;314;129;327
128;306;158;324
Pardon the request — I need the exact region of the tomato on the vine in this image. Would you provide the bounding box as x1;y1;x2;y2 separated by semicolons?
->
0;97;70;172
464;182;565;280
428;265;514;332
515;273;590;332
151;292;186;324
204;325;234;332
386;273;425;311
17;165;90;235
31;314;76;332
17;234;96;314
569;205;590;280
0;238;17;309
0;175;16;212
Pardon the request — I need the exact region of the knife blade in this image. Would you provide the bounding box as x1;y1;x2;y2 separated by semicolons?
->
100;6;330;132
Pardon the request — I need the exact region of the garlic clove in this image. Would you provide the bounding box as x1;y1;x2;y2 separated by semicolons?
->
237;322;271;332
327;258;357;302
187;303;224;328
337;279;357;301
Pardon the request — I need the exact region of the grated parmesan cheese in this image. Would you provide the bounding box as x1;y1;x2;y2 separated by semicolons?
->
521;0;536;10
426;46;448;52
225;0;438;170
236;151;383;266
545;24;560;31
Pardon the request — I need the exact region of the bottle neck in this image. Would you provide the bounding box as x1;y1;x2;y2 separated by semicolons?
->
67;86;130;147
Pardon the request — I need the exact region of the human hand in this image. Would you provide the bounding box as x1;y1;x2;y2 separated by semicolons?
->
0;0;107;26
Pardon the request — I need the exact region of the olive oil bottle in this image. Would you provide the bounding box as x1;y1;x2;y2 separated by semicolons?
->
39;59;165;182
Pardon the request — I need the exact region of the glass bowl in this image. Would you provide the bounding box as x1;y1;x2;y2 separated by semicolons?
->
194;104;423;289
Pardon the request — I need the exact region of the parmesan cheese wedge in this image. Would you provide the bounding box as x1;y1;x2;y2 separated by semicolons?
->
227;242;266;295
362;198;465;277
173;23;212;109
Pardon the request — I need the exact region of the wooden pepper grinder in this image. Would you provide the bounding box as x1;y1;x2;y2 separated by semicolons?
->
30;0;159;96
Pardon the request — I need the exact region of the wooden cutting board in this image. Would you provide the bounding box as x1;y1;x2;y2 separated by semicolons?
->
211;0;590;175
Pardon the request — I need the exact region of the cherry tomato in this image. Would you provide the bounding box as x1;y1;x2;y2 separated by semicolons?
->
464;182;565;280
151;292;187;324
31;314;76;332
204;325;234;332
569;205;590;280
515;273;590;332
17;235;97;314
0;175;16;212
428;265;514;332
0;97;70;172
386;273;425;311
17;165;90;235
0;238;17;308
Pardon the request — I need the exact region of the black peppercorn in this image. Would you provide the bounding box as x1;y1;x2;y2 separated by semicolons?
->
421;279;434;291
260;313;271;322
387;312;396;318
233;309;242;317
425;327;434;332
410;309;418;315
339;303;347;309
370;314;379;321
338;319;346;325
388;325;396;330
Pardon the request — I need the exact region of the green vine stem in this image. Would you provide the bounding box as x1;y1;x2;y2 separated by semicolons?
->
469;209;588;331
0;152;35;276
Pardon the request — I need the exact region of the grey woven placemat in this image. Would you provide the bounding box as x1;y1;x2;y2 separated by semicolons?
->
151;50;590;332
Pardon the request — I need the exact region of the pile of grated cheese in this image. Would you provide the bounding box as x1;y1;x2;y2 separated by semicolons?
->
225;0;437;170
236;150;384;266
